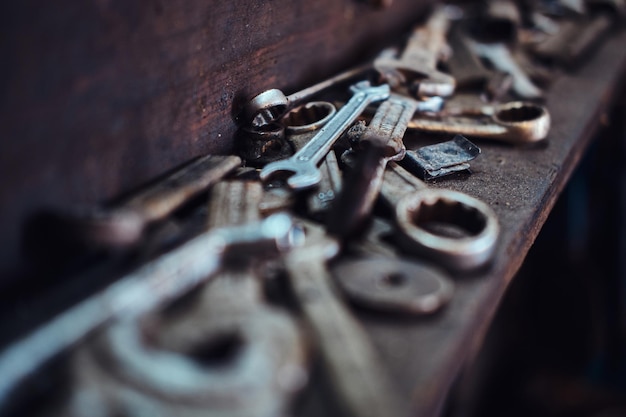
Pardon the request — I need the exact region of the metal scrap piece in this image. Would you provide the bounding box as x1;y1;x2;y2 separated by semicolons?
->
401;135;481;180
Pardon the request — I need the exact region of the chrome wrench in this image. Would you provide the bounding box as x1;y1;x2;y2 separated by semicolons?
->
260;82;390;190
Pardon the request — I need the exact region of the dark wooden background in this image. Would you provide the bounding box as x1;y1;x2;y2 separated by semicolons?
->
0;0;433;283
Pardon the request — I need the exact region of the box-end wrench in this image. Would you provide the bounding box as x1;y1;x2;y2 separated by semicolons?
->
260;82;390;190
408;100;551;144
241;64;373;127
0;213;298;411
374;6;456;97
68;181;306;417
381;162;500;272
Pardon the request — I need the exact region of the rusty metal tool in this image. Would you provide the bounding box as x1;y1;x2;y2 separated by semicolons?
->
381;162;500;271
284;221;408;417
333;217;454;316
282;101;343;219
408;100;551;144
374;6;456;97
0;213;299;408
326;92;417;238
401;135;481;180
62;181;308;417
331;257;454;316
260;82;390;190
61;154;242;248
338;148;499;272
241;64;373;127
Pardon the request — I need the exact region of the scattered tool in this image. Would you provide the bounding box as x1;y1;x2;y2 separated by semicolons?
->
260;82;390;190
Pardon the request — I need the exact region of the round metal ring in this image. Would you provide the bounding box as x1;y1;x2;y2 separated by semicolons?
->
331;257;454;315
281;101;337;134
395;189;500;272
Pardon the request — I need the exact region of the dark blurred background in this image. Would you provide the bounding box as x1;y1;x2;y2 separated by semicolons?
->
445;90;626;417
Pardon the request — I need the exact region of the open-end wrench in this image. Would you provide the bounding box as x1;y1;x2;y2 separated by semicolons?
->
282;101;343;219
0;213;298;410
408;100;551;144
374;6;456;97
260;82;390;190
284;221;408;417
241;64;373;127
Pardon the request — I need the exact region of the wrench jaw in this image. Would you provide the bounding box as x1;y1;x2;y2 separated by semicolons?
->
349;81;391;101
394;189;500;272
260;160;323;191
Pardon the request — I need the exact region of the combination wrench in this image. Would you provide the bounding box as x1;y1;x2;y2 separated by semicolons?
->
260;82;390;190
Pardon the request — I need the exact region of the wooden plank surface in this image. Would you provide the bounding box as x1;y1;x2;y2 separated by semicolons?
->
352;30;626;417
0;0;433;282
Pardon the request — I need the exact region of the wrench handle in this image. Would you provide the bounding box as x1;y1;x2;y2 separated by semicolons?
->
295;83;390;164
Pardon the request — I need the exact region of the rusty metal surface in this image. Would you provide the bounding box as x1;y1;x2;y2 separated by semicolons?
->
0;0;434;281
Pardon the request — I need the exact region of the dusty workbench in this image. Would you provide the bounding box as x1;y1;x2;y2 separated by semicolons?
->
1;2;626;416
332;28;626;417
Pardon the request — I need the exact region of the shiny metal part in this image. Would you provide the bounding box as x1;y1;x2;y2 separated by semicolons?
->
280;101;343;218
62;155;241;248
331;258;454;315
374;6;456;97
284;221;407;417
408;100;551;144
381;162;500;272
241;64;372;127
469;40;543;99
0;213;298;408
308;151;343;219
260;82;390;190
401;135;481;180
61;180;308;417
327;93;417;238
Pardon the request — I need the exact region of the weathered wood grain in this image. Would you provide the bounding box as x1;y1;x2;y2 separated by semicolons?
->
0;0;433;280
